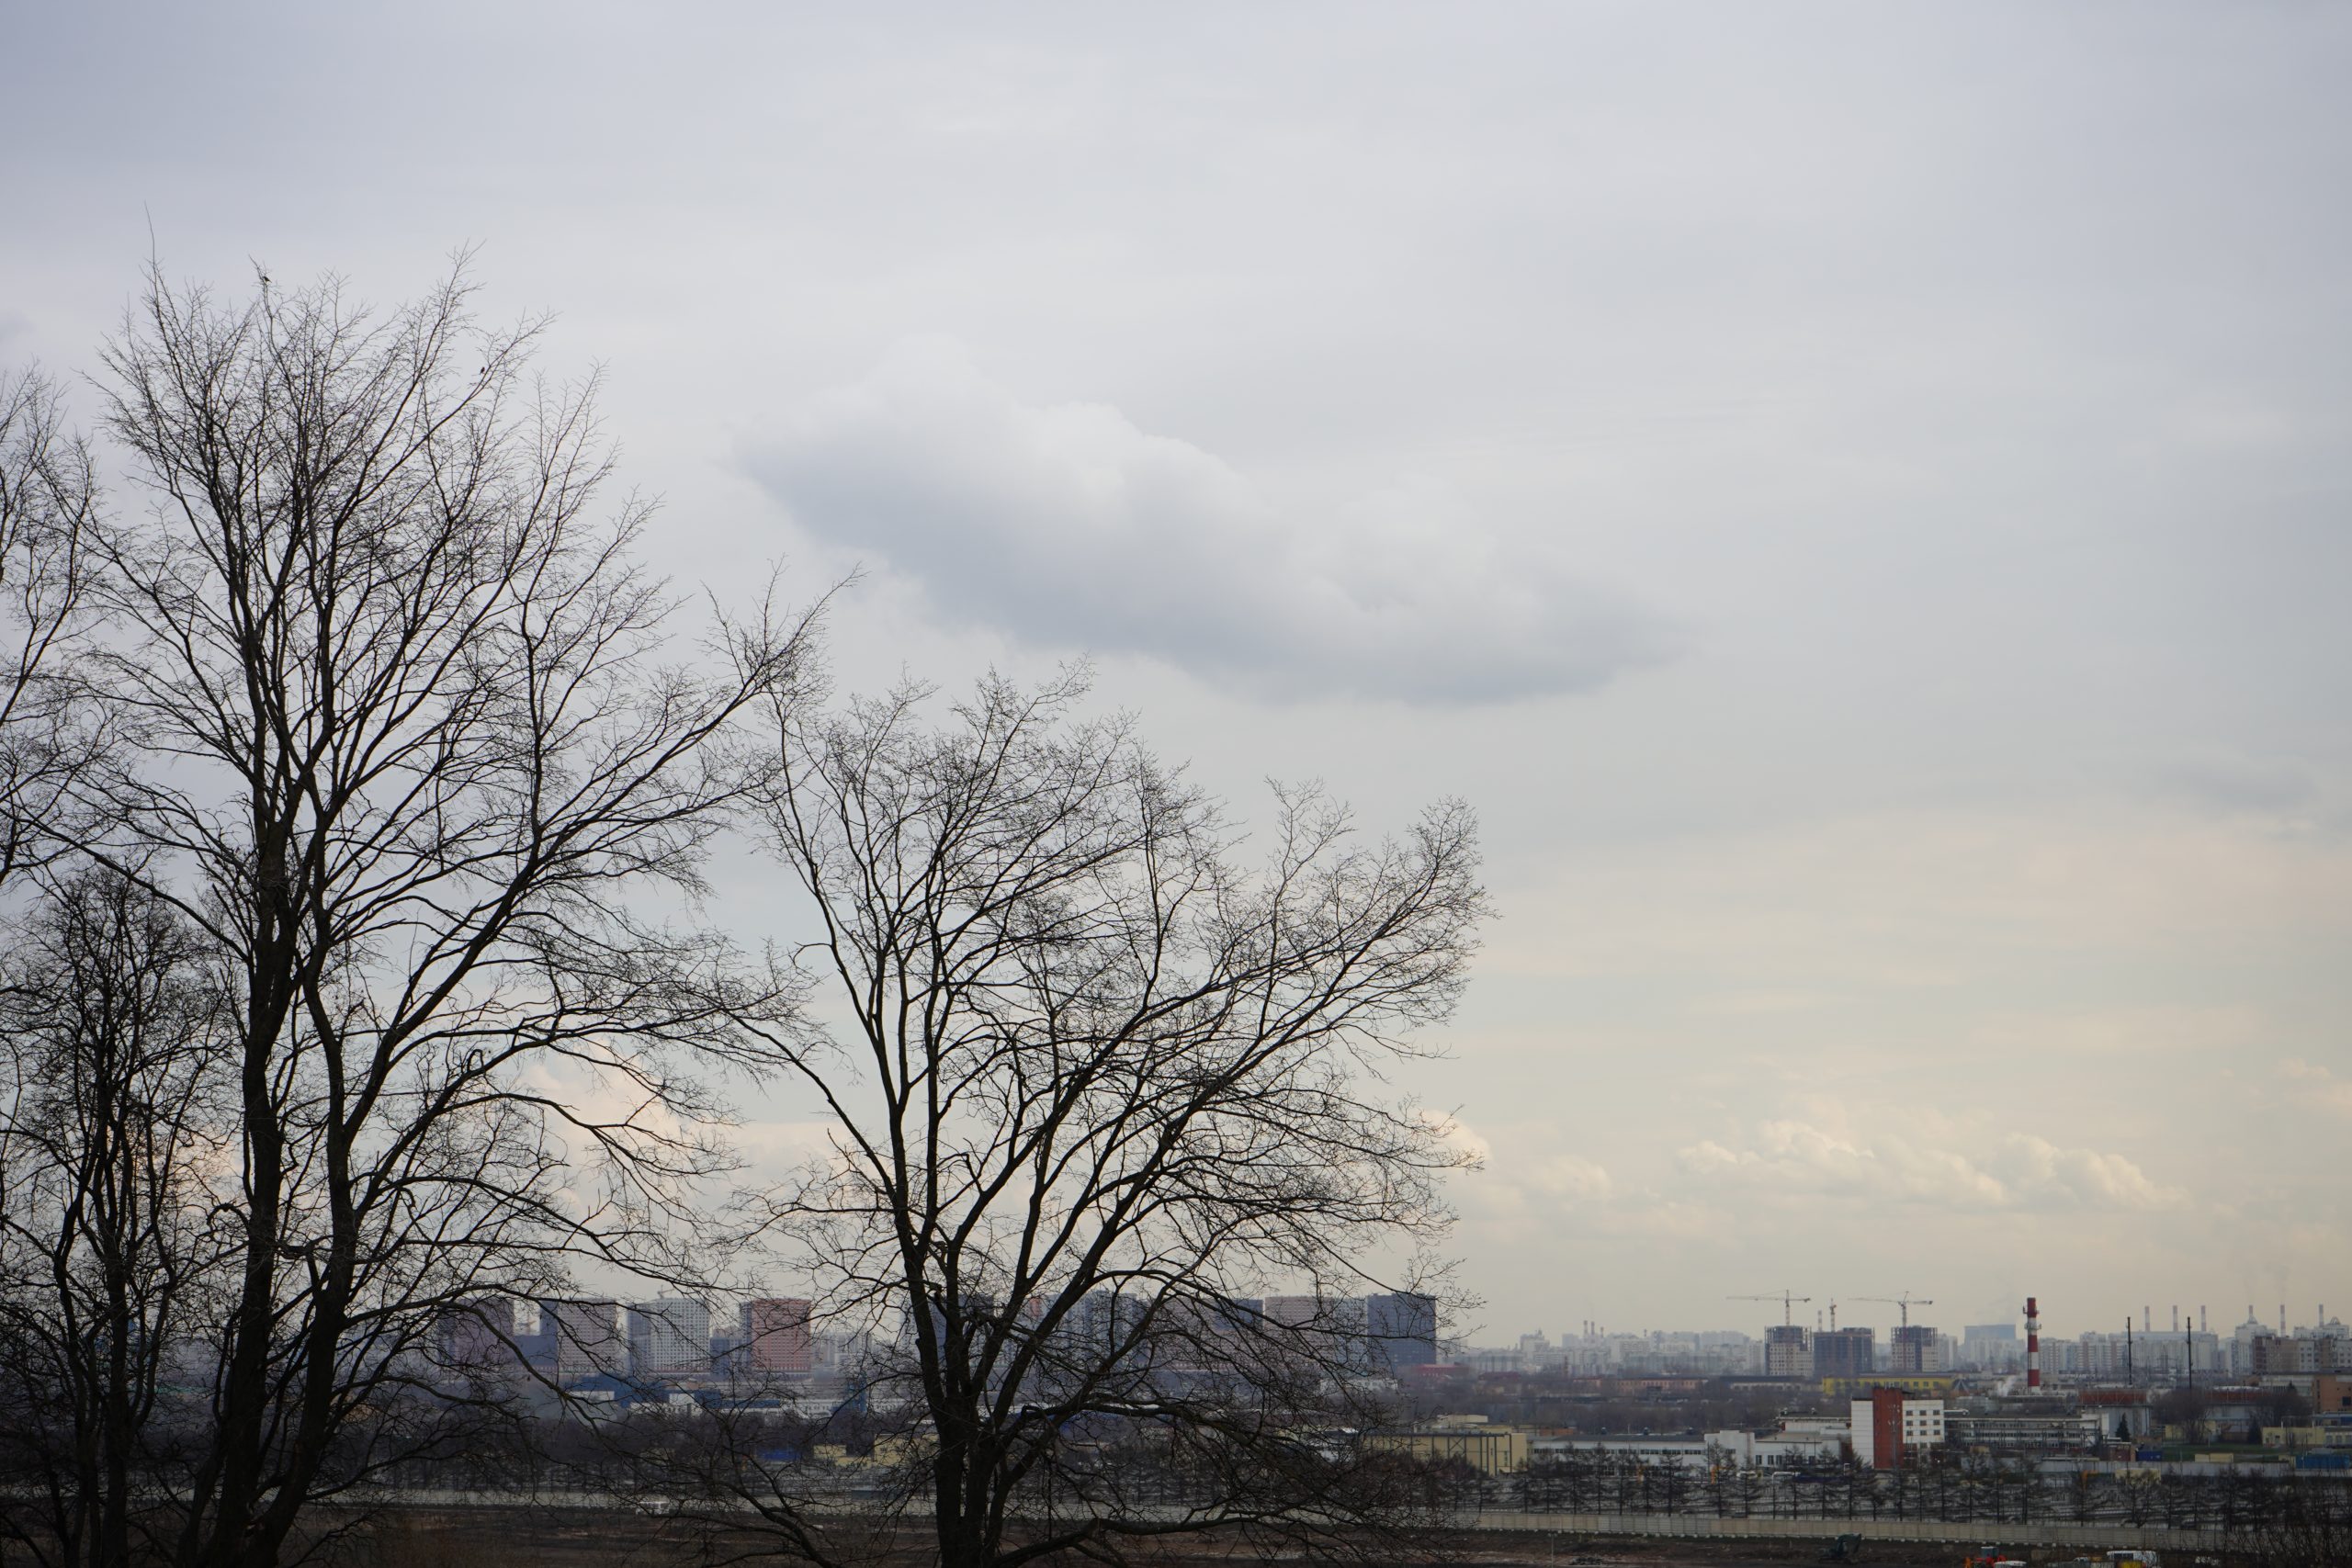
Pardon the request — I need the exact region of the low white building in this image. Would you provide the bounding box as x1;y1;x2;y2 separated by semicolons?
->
1708;1423;1849;1467
1534;1417;1851;1474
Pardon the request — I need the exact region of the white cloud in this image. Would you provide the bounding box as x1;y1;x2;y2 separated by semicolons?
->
745;342;1672;703
2280;1057;2352;1118
1446;1119;1738;1252
1678;1120;2181;1213
1447;1117;1614;1224
1995;1135;2178;1211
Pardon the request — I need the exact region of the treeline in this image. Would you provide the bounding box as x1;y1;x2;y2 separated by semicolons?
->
1438;1446;2352;1536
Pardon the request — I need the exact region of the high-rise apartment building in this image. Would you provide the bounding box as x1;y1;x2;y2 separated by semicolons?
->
742;1297;816;1375
548;1299;624;1383
628;1297;711;1379
2253;1335;2346;1375
1364;1292;1438;1372
1254;1293;1430;1373
436;1295;516;1371
1764;1324;1812;1378
1890;1324;1942;1373
1812;1326;1874;1379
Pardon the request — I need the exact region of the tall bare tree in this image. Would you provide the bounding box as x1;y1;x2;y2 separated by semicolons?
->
74;261;817;1568
699;673;1487;1568
0;870;231;1568
0;365;100;879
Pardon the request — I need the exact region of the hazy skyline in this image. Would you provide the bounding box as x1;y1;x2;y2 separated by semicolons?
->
6;3;2348;1340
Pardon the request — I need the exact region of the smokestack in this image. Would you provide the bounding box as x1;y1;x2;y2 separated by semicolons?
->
2025;1296;2041;1390
2172;1305;2179;1333
2282;1304;2289;1333
2200;1305;2208;1335
2143;1305;2152;1334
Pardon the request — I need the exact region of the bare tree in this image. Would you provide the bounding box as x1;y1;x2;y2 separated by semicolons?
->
689;673;1487;1568
1733;1461;1766;1519
2244;1475;2352;1568
0;870;231;1568
0;365;100;879
2063;1464;2109;1524
72;260;817;1568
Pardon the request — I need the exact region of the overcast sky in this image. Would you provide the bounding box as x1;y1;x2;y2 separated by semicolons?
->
7;2;2349;1344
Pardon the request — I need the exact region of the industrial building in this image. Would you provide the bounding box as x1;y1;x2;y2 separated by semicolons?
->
1849;1388;1944;1470
1821;1372;1954;1399
1367;1414;1529;1473
1943;1404;2107;1454
1531;1413;1851;1472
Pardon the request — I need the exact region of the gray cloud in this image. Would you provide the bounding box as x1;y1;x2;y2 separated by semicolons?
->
744;342;1673;704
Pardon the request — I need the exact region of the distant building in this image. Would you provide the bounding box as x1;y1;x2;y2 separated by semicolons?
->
2255;1335;2346;1375
2066;1328;2222;1378
1821;1373;1954;1399
742;1297;815;1376
1944;1407;2102;1453
1961;1323;2020;1371
548;1299;624;1383
1533;1433;1714;1472
1813;1327;1873;1380
1261;1295;1322;1328
1255;1292;1430;1373
1710;1419;1848;1467
436;1296;516;1371
1368;1415;1529;1473
1764;1324;1812;1378
514;1314;555;1373
1850;1389;1943;1470
1364;1292;1438;1372
628;1298;711;1379
1890;1323;1941;1373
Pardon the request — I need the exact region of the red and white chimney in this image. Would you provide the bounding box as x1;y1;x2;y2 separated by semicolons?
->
2025;1296;2041;1390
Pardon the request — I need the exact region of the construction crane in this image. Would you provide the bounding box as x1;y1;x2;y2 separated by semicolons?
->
1854;1293;1934;1326
1730;1292;1812;1326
